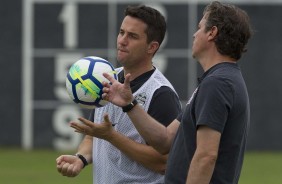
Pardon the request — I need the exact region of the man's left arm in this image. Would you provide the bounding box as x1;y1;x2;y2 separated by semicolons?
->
70;115;168;174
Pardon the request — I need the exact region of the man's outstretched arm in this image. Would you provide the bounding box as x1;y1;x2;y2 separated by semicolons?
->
102;72;179;154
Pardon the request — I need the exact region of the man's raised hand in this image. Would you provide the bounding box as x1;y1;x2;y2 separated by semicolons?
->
102;72;134;107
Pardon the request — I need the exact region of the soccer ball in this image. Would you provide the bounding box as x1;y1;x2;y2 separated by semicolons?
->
66;56;117;109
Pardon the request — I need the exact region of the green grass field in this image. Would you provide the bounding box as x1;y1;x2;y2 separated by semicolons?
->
0;148;281;184
0;149;92;184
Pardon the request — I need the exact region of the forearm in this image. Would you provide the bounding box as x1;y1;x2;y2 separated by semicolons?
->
186;126;220;183
77;135;93;164
107;130;167;174
186;154;216;184
127;104;172;154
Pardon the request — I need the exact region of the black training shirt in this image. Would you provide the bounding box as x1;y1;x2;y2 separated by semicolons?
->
166;63;250;184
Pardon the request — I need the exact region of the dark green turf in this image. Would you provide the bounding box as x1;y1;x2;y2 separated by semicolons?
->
1;149;282;184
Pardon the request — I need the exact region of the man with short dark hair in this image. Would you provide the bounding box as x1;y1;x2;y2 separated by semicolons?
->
56;5;181;184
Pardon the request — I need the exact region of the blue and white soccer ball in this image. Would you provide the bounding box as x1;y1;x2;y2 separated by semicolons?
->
66;56;117;109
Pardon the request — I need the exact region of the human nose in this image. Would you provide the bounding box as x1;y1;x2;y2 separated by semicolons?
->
193;31;196;38
118;34;128;45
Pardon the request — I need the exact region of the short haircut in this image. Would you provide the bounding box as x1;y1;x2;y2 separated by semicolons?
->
124;5;166;47
204;1;253;60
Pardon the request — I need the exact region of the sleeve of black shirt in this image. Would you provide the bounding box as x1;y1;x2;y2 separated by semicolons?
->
148;86;182;127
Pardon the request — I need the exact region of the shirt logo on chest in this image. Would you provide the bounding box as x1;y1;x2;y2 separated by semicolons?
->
135;92;147;107
187;87;198;105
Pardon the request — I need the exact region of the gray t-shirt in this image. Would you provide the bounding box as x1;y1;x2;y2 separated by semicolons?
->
165;63;250;184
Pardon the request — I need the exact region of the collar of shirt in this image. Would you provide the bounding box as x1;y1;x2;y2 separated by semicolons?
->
118;68;156;93
197;62;238;84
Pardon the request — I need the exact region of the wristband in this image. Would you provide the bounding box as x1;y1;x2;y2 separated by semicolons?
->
75;153;88;168
122;99;138;112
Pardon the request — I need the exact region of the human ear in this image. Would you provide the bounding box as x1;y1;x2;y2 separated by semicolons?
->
147;41;159;54
208;26;218;41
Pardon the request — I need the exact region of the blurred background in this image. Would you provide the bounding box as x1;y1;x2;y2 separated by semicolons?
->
1;0;282;183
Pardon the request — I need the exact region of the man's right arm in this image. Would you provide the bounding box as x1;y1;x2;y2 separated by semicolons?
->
56;135;93;177
76;135;93;164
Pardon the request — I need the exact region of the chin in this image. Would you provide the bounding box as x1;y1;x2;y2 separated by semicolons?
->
117;59;127;66
117;55;124;62
117;54;128;63
191;52;196;59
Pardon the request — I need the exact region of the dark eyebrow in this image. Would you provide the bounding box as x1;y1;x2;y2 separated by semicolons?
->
128;32;139;38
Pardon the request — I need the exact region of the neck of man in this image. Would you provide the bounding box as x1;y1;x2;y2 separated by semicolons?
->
198;51;237;72
123;62;154;81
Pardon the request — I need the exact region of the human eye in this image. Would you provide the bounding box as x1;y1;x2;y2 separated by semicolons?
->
119;29;125;35
128;33;138;39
